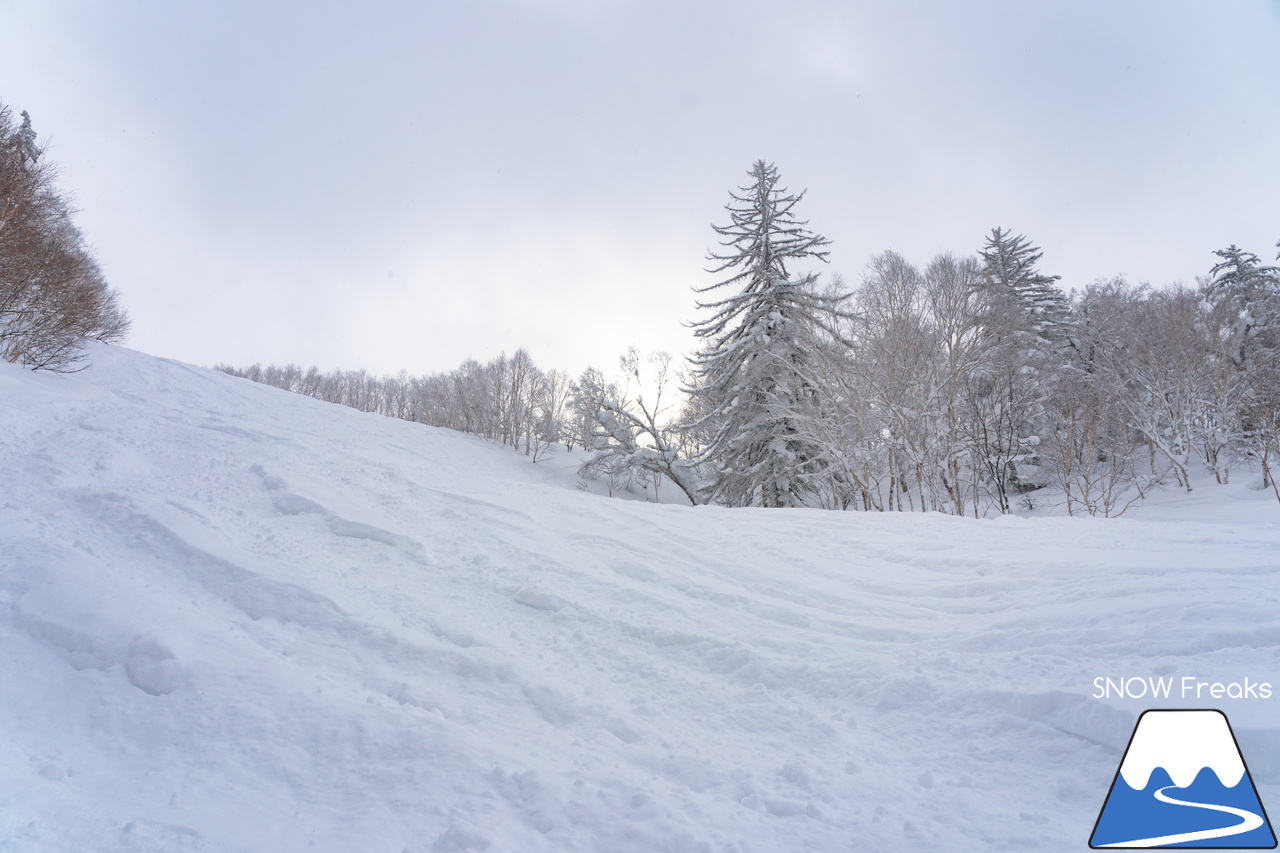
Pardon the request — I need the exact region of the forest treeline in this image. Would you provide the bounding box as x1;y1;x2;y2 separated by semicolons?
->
220;161;1280;515
5;98;1271;516
0;102;129;370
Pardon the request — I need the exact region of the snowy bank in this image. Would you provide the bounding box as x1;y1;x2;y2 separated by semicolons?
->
1;344;1277;852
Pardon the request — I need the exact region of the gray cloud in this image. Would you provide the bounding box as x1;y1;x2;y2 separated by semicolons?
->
4;0;1278;375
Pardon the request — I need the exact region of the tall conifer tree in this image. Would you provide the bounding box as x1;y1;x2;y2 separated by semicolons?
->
979;227;1070;344
686;161;846;507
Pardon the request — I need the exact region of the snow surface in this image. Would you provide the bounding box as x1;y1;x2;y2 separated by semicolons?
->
1;343;1278;852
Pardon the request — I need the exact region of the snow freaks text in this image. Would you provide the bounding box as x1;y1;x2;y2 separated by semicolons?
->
1092;676;1273;701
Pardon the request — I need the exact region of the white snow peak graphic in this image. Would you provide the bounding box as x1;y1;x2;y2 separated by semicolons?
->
1090;709;1276;849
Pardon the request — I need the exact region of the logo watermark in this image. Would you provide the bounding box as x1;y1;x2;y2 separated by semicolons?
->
1092;676;1273;701
1090;709;1276;848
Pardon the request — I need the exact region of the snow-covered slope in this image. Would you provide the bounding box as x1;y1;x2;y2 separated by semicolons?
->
1;344;1277;852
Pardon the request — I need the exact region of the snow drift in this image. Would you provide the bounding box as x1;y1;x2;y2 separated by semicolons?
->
1;344;1277;852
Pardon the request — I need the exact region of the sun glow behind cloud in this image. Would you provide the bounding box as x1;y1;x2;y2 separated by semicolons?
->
344;217;703;377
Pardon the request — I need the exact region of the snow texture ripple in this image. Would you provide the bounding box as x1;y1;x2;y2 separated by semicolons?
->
0;343;1277;852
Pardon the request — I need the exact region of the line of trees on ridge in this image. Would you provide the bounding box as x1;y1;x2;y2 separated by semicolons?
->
221;161;1280;515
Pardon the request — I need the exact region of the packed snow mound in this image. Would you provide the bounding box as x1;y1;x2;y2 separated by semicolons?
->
1;343;1277;852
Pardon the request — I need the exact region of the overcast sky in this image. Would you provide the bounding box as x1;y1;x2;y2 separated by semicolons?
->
4;1;1279;377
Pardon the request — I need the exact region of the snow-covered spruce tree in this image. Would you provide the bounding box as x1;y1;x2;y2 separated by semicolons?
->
1204;243;1280;492
1206;243;1280;367
979;227;1071;345
686;160;848;508
964;228;1070;508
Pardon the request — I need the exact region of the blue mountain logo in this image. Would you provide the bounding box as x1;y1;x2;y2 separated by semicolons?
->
1091;709;1276;848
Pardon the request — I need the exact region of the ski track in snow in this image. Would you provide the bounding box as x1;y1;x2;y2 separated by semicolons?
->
0;343;1278;852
